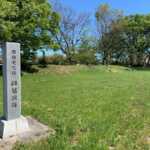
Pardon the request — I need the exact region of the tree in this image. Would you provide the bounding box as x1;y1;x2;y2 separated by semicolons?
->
51;0;90;63
98;19;127;65
96;13;150;66
0;0;60;62
95;4;123;64
121;15;150;66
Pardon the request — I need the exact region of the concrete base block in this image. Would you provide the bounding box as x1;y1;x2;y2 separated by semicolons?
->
0;116;29;139
0;116;55;150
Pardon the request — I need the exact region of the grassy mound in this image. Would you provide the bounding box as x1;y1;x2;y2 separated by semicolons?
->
0;65;149;150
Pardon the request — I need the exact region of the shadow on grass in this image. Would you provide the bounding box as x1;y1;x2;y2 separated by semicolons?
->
0;65;2;76
131;66;150;71
21;63;39;74
0;64;39;76
113;64;150;72
38;64;48;68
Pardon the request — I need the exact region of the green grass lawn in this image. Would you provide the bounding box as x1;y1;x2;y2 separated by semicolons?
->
0;65;150;150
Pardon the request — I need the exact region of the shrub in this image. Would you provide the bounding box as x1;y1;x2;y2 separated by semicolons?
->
38;57;48;68
0;65;2;75
21;59;39;73
38;55;67;65
48;55;67;65
73;50;97;65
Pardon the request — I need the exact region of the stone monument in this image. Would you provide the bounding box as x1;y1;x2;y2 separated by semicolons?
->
0;42;53;147
0;42;29;138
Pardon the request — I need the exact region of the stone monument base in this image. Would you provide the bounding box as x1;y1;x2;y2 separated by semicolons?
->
0;116;29;139
0;116;55;150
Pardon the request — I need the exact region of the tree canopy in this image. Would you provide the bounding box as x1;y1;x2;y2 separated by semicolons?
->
95;4;150;66
51;0;90;63
0;0;60;60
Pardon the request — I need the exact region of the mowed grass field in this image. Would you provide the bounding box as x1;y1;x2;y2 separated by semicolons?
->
0;65;150;150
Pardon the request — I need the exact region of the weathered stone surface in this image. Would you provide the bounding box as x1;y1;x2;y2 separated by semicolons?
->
0;116;55;150
2;42;21;120
0;116;29;139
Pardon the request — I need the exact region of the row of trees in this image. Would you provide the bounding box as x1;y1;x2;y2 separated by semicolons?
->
1;1;150;67
96;4;150;66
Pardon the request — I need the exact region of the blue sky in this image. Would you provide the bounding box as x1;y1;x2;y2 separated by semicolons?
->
61;0;150;15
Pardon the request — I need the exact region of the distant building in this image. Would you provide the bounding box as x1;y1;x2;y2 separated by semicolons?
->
36;49;64;57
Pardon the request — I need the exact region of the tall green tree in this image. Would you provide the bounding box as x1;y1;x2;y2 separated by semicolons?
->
0;0;60;61
122;15;150;66
95;4;123;65
95;4;150;66
105;14;150;66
